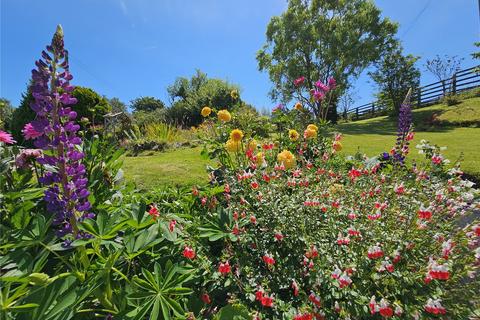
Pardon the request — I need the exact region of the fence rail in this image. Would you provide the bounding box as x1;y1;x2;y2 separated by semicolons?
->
346;66;480;120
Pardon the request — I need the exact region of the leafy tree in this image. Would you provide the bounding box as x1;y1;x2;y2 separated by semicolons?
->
71;87;111;125
10;89;35;143
256;0;398;123
108;97;128;114
166;69;242;127
0;98;14;130
369;46;420;115
424;55;463;93
130;96;165;112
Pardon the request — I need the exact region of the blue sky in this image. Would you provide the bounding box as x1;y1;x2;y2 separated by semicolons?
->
1;0;478;111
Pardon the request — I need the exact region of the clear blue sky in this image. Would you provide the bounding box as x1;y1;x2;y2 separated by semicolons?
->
1;0;478;111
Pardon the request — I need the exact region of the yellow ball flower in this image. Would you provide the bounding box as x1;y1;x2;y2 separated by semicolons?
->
288;129;300;141
201;106;212;117
230;129;244;142
333;141;342;151
247;139;257;151
304;128;317;139
277;149;296;169
307;124;318;132
294;102;302;110
225;139;241;152
218;109;232;122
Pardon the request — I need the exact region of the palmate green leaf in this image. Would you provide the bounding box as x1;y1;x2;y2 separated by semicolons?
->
8;303;39;311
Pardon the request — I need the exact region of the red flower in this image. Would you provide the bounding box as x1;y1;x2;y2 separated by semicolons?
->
262;254;276;266
379;306;393;317
418;209;432;220
291;280;299;296
224;184;230;193
192;187;199;197
308;292;321;307
169;220;177;232
250;215;257;224
148;205;160;220
218;261;231;275
255;289;264;301
201;293;211;304
294;314;313;320
182;246;195;259
260;295;274;307
274;232;284;241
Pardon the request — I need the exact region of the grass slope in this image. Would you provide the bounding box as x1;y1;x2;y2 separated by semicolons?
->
337;97;480;179
123;147;213;189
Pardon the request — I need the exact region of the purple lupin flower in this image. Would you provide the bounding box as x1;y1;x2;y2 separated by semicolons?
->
30;25;93;240
393;89;414;164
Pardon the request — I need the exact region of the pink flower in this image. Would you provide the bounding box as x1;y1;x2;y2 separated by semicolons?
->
291;280;299;296
312;90;325;101
201;293;211;304
367;245;384;259
22;123;42;140
327;77;337;90
379;299;394;317
15;149;42;168
148;206;160;220
308;292;321;307
294;76;305;86
424;298;446;315
314;81;329;92
0;130;15;144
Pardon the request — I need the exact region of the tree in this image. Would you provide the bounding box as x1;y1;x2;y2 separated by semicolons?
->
424;55;463;94
0;98;14;130
166;69;242;127
130;96;165;113
256;0;398;123
472;42;480;60
108;97;128;114
338;88;358;119
369;46;420;115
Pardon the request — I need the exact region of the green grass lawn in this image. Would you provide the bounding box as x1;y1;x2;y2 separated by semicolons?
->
122;147;214;189
337;97;480;180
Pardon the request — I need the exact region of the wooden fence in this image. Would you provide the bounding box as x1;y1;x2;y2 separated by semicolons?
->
346;65;480;120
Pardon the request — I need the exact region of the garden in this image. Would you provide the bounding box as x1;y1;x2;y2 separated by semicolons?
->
1;1;480;319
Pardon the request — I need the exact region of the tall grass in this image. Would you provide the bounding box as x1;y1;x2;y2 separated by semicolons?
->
143;123;180;142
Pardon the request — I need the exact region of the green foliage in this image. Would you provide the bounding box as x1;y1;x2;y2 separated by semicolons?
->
0;98;14;130
71;86;111;125
130;96;165;113
369;45;420;115
10;89;35;144
256;0;398;122
132;108;168;127
167;69;242;127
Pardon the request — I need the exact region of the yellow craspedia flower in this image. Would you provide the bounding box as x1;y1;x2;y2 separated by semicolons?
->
307;124;318;132
288;129;300;141
304;128;317;139
294;102;302;110
225;139;241;152
277;149;296;169
230;129;244;142
230;89;239;100
218;109;232;122
201;106;212;117
256;152;265;166
247;139;257;151
332;141;342;152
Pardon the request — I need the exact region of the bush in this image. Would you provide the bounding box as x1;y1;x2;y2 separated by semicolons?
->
441;94;460;106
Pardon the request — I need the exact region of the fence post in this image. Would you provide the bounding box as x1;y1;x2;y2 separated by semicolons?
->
371;103;375;114
355;107;359;119
451;73;457;95
441;79;446;95
417;88;421;106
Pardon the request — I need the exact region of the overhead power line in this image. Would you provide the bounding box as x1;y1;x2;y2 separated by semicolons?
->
401;0;433;38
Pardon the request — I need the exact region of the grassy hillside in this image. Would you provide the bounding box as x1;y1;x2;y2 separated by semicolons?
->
337;97;480;180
